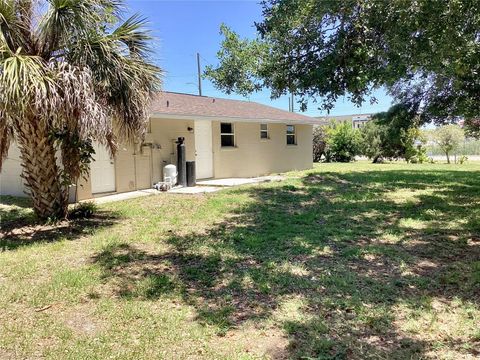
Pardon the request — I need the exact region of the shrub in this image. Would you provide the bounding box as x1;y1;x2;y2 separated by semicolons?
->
401;127;428;163
69;202;97;219
325;122;360;162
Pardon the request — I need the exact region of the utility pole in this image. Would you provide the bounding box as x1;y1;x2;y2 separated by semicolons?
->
290;93;294;112
197;52;202;96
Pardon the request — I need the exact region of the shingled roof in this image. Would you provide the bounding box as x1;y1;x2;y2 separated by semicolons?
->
150;92;321;124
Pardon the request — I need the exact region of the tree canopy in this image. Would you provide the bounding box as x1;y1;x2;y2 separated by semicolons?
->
370;104;421;160
205;0;480;124
356;104;427;163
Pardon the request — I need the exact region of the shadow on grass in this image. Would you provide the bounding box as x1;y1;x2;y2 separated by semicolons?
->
1;197;122;251
92;168;480;359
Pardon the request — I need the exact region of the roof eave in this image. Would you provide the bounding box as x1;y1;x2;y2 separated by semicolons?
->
150;112;322;125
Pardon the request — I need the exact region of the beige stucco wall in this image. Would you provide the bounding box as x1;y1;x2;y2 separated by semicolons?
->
77;119;194;199
76;173;92;201
2;118;313;201
114;142;137;193
77;142;147;199
97;118;194;195
212;121;313;178
149;118;195;183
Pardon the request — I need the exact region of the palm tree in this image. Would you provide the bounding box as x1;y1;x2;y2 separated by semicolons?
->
0;0;161;219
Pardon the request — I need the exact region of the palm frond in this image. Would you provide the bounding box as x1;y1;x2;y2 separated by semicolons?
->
0;51;52;114
39;0;125;57
0;0;32;52
67;20;162;142
107;56;161;140
49;62;111;142
110;14;152;57
49;62;114;178
0;0;15;29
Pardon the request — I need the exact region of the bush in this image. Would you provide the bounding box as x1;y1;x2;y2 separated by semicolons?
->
69;202;97;219
325;122;360;162
312;126;327;162
401;127;428;163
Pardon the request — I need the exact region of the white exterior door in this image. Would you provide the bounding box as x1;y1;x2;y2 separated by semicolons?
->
195;120;213;179
90;143;116;194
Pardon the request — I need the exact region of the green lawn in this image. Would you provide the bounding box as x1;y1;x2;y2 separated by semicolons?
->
1;162;479;359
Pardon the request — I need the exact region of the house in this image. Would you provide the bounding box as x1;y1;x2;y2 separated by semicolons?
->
317;113;373;129
0;92;321;201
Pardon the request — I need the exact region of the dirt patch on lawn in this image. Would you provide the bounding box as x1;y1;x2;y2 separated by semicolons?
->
62;304;105;337
212;324;289;359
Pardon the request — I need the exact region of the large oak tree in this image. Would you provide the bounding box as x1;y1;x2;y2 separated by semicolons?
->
205;0;479;125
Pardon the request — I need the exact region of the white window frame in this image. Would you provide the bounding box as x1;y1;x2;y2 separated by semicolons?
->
260;123;269;140
286;125;296;145
220;122;235;147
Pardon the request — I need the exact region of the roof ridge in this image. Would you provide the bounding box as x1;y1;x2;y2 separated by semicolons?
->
160;91;210;98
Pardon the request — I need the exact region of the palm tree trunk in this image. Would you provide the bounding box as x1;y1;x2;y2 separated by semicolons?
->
16;120;67;219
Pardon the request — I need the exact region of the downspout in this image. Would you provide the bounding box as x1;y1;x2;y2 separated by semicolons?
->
150;144;154;186
133;144;138;190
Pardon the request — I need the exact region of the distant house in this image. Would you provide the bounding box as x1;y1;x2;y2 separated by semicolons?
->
316;113;373;129
0;92;321;201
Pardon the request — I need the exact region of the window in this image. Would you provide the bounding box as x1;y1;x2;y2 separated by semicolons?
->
220;122;235;147
260;124;269;139
286;125;296;145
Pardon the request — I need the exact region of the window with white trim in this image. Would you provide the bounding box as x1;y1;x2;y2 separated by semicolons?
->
220;122;235;147
260;124;269;139
286;125;296;145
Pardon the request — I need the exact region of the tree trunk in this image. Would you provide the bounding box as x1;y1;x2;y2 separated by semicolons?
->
446;152;450;164
16;120;67;219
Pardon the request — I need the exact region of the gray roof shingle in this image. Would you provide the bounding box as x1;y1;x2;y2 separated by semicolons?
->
150;92;321;124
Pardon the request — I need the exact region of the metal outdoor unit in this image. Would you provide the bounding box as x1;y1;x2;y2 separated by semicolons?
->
176;137;187;187
186;161;196;187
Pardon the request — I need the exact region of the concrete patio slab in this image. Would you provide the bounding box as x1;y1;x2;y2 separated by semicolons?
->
196;175;284;187
85;186;221;204
83;175;285;204
89;189;158;204
168;186;222;194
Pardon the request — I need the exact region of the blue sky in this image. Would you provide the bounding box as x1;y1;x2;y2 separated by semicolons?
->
126;0;393;117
